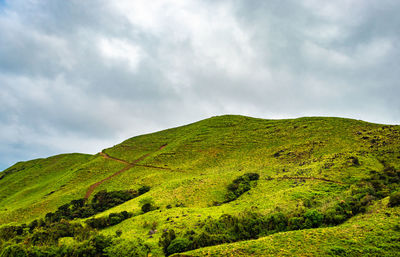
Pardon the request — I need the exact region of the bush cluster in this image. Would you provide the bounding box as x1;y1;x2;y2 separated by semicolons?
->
388;192;400;207
363;165;400;198
160;211;293;256
105;238;151;257
45;187;149;223
86;211;132;229
140;197;157;213
0;188;151;255
0;234;113;257
160;208;326;256
0;220;90;247
224;173;259;203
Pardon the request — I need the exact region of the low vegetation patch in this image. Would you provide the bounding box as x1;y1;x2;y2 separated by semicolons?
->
388;192;400;207
224;173;259;203
45;187;149;223
0;189;151;256
86;211;133;229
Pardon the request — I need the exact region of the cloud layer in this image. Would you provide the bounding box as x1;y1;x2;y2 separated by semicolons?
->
1;0;400;169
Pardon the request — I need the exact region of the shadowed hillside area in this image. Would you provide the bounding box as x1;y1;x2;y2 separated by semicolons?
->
0;115;399;256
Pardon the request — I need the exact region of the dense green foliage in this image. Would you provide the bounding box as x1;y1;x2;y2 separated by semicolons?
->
105;238;150;257
224;173;259;203
0;189;150;256
139;197;157;213
388;192;400;207
86;211;133;229
0;234;116;257
44;188;149;223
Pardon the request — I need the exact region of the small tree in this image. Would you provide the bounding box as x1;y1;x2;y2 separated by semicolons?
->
140;197;156;213
388;192;400;207
303;209;323;228
159;229;176;255
138;185;151;195
167;238;191;256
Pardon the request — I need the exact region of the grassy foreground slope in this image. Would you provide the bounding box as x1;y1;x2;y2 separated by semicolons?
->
0;153;127;224
183;199;400;256
0;115;399;256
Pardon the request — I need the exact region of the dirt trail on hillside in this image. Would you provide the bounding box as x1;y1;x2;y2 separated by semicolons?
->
99;152;131;165
84;144;167;199
135;164;172;170
275;176;346;185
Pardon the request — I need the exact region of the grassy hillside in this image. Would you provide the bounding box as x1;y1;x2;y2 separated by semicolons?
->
0;115;399;256
184;199;400;256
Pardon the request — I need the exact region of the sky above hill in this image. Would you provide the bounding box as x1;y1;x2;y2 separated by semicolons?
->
1;0;400;170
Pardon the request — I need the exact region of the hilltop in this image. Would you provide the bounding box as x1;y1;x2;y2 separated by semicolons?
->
0;115;399;256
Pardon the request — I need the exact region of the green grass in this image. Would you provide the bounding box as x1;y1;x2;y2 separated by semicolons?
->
183;200;400;256
0;154;128;224
1;115;399;255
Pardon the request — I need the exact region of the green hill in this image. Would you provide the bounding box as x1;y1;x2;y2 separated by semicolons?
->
0;115;399;256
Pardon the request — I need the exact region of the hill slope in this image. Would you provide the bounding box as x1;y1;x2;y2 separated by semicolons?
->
0;115;399;256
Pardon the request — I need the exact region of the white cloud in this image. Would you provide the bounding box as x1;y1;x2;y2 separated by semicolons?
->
1;0;400;170
304;24;347;43
302;41;353;67
301;0;367;24
98;37;143;71
355;39;393;66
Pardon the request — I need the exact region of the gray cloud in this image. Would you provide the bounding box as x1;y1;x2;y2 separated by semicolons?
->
1;0;400;169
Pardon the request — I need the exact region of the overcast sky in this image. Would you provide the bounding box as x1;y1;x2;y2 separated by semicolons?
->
1;0;399;170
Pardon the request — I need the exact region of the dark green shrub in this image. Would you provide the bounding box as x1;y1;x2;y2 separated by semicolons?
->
0;226;22;241
27;220;39;233
86;211;132;229
70;199;85;210
141;203;153;213
167;238;191;255
191;232;231;249
138;186;151;195
388;192;400;207
42;189;144;223
140;198;156;213
58;235;112;257
105;239;150;257
115;230;122;237
265;212;288;232
91;190;137;212
224;191;237;202
323;209;346;226
303;209;323;228
90;234;113;256
245;173;260;181
0;244;26;257
109;215;123;226
86;217;108;229
30;231;52;245
288;216;304;230
159;229;176;255
224;173;259;203
162;211;289;253
349;156;360;166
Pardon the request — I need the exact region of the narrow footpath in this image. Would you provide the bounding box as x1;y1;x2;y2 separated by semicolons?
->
275;176;346;185
84;144;167;199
